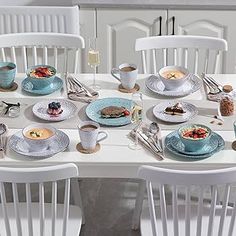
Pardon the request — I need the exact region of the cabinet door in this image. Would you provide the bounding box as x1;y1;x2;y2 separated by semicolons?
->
168;10;236;73
97;9;167;73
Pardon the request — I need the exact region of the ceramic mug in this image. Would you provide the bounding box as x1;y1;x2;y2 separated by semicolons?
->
0;62;16;89
78;121;108;150
111;63;138;90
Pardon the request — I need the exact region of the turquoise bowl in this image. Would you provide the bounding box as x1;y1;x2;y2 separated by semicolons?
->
26;65;56;90
0;62;16;89
178;124;212;152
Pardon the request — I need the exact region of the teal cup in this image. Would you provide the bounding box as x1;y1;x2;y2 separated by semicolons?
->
0;62;16;89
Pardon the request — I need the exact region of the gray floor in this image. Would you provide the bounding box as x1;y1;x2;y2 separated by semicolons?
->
79;179;141;236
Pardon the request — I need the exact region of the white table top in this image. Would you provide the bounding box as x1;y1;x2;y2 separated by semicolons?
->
1;74;236;178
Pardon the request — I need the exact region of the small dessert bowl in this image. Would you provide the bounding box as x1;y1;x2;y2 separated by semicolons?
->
158;65;190;91
26;65;56;89
22;124;56;152
178;124;212;152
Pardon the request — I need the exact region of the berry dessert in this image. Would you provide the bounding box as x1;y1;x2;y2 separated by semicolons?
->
47;102;63;116
181;126;209;140
30;66;55;78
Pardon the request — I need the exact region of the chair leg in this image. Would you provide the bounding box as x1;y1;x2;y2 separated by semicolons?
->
71;178;85;225
132;180;146;230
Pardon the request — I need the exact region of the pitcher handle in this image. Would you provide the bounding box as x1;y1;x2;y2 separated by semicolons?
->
111;68;121;81
97;131;108;143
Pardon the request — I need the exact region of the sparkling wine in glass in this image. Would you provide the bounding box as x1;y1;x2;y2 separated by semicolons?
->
88;38;100;90
129;92;143;150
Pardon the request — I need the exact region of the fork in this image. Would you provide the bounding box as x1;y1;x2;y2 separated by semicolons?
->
201;73;222;94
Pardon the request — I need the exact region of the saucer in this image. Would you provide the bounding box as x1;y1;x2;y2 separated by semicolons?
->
9;129;69;158
153;101;198;123
22;76;63;95
145;74;202;97
32;99;77;121
165;131;225;159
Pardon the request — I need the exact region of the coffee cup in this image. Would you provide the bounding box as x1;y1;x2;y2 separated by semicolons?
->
78;121;108;150
0;62;16;89
111;63;138;90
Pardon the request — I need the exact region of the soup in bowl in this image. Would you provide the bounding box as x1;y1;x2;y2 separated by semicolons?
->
178;124;212;152
26;65;56;89
22;124;56;151
159;66;190;91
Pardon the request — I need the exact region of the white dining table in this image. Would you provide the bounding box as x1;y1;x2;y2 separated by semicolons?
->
1;73;236;178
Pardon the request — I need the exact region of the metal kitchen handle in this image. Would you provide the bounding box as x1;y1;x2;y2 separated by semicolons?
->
159;16;162;36
172;16;175;35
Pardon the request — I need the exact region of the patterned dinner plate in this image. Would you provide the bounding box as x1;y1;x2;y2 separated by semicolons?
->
9;129;69;158
165;131;225;159
22;76;63;95
146;74;202;97
86;97;132;126
153;101;198;123
32;99;77;121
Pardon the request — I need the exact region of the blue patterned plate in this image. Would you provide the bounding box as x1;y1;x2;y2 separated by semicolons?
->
165;131;225;159
22;76;63;95
9;129;69;158
86;97;132;126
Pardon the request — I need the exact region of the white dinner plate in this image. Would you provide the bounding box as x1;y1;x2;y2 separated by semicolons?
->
8;129;70;158
32;99;77;121
146;74;202;97
153;101;198;123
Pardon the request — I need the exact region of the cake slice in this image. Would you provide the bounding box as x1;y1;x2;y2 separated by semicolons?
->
164;103;186;116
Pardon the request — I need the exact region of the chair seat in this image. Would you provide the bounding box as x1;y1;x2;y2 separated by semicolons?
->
0;203;82;236
141;204;234;236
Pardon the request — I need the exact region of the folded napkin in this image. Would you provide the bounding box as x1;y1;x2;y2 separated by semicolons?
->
129;122;164;160
66;74;99;103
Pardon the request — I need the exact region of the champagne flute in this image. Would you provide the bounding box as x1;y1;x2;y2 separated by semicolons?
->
129;92;143;150
88;38;100;90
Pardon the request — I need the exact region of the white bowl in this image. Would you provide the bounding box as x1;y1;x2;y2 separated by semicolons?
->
22;124;56;152
158;66;190;91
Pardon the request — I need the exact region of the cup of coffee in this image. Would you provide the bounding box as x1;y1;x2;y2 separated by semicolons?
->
111;63;138;90
78;121;108;151
0;62;16;89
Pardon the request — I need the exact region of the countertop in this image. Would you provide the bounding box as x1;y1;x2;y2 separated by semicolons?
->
76;0;236;10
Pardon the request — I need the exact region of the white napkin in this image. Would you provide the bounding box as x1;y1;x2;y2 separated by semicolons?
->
66;74;99;103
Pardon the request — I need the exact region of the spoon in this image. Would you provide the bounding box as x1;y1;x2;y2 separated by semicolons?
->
149;122;163;152
0;124;7;157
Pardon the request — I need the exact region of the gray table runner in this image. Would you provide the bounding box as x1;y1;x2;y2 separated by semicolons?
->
0;98;234;131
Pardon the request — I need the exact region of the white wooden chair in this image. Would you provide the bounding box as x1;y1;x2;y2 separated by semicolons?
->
0;163;83;236
135;35;228;74
0;6;80;34
138;165;236;236
0;32;85;74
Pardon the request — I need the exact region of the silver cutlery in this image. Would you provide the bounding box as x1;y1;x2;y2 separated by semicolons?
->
202;73;222;94
69;77;94;97
149;122;163;152
0;124;7;158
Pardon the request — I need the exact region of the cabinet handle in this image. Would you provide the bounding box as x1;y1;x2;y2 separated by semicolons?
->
172;16;175;35
159;16;162;36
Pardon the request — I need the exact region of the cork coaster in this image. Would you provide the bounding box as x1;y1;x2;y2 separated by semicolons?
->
76;142;101;154
0;82;18;92
118;84;140;93
232;141;236;151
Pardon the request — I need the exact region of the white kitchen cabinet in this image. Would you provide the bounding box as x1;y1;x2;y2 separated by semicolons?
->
168;10;236;73
96;9;167;73
79;8;96;73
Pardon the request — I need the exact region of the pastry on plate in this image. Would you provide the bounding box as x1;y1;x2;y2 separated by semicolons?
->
47;102;63;116
101;106;130;118
164;102;186;116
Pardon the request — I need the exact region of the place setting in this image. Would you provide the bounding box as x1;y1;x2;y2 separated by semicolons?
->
22;65;63;95
145;65;202;97
8;123;70;158
165;123;225;159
